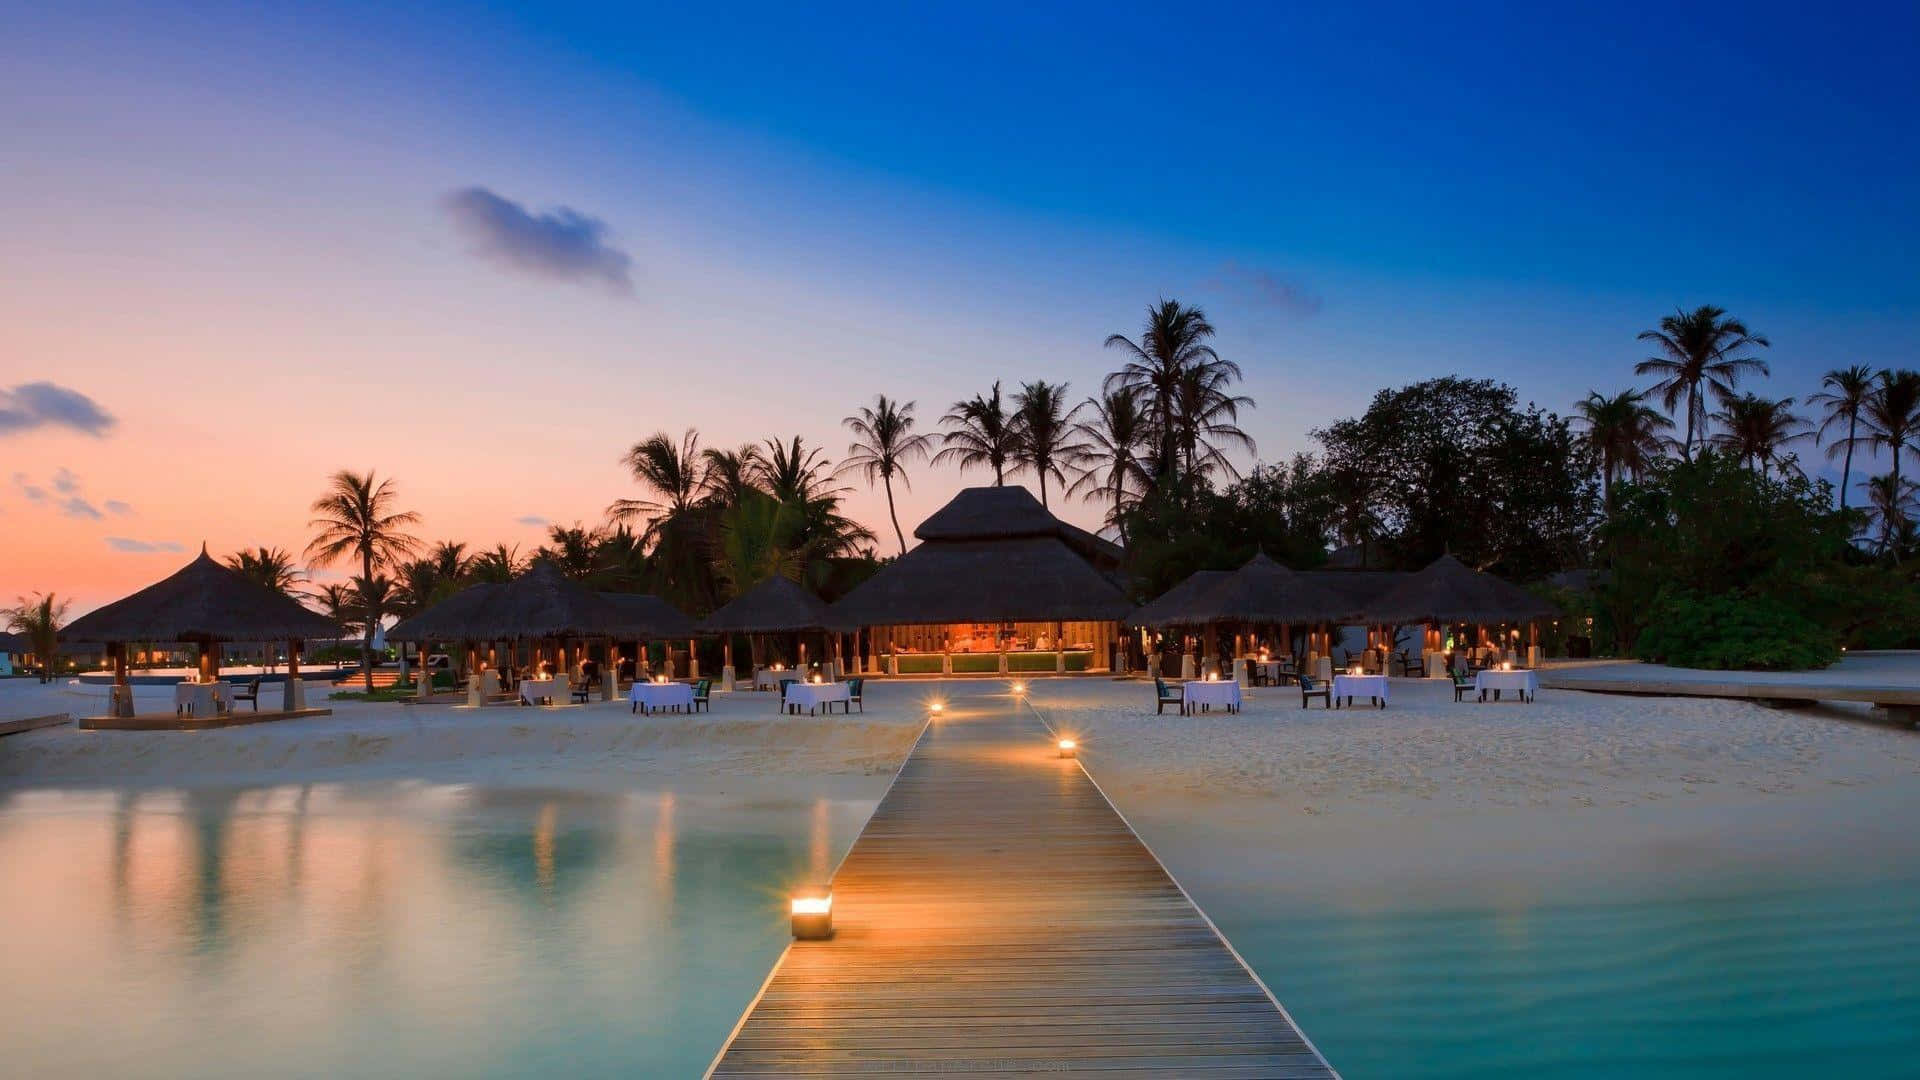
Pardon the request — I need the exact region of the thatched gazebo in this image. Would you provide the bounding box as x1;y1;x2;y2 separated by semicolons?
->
388;561;695;701
831;486;1133;676
59;547;337;720
1360;553;1557;670
1131;553;1355;679
697;575;853;683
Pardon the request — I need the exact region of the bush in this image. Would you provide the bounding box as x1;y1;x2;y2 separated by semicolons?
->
1634;590;1838;671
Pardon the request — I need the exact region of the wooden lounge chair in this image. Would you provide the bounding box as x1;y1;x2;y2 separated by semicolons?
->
234;678;261;711
847;678;864;713
1299;675;1330;709
691;679;711;713
1153;677;1183;714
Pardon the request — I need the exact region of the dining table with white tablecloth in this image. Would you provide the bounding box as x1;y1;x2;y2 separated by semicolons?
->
754;667;799;691
783;680;851;715
1473;668;1539;702
628;680;696;714
173;681;231;715
518;678;558;706
1181;679;1241;713
1331;673;1389;708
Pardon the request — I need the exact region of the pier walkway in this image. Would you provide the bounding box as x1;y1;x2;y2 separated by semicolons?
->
707;693;1335;1078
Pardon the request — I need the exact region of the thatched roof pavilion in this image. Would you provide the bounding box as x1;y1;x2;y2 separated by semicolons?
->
63;548;336;646
698;575;848;635
388;562;694;642
598;592;697;640
1360;554;1556;625
59;547;337;717
832;486;1133;627
1132;554;1353;628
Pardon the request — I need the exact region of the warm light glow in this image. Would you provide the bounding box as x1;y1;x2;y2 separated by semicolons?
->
1502;661;1513;671
790;893;833;916
810;673;822;684
1010;681;1026;695
654;674;667;684
928;700;945;714
1057;737;1076;758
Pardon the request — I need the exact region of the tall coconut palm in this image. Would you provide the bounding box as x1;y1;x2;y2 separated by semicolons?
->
539;522;605;582
608;429;706;535
1065;386;1149;542
311;582;363;634
839;395;934;555
1710;394;1810;477
935;382;1020;485
1809;364;1879;513
1011;380;1090;509
1575;389;1674;514
1104;300;1230;486
1172;364;1256;481
305;470;421;690
762;435;838;504
5;592;68;683
224;546;303;596
1634;305;1770;460
469;544;522;584
1863;370;1920;510
700;444;767;506
1861;472;1920;555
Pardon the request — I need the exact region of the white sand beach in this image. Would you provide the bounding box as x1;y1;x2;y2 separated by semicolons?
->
1024;669;1920;909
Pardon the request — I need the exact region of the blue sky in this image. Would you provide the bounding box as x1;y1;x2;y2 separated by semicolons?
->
4;0;1918;604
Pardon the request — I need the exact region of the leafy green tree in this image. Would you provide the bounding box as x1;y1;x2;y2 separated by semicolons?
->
1633;305;1770;460
935;382;1019;486
1808;364;1877;513
5;592;68;683
306;470;420;690
840;395;934;555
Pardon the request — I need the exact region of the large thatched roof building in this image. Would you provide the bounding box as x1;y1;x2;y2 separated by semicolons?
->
698;575;849;635
1359;553;1557;626
1132;553;1352;628
388;561;694;643
832;485;1132;672
62;548;337;646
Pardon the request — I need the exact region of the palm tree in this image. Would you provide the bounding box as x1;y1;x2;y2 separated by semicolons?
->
700;444;767;506
1634;305;1770;460
1065;386;1148;541
539;522;605;582
608;429;706;534
1574;389;1673;514
1810;364;1879;512
1861;472;1920;554
1012;380;1090;509
224;546;303;596
1172;364;1256;481
428;541;472;582
762;435;838;504
1863;370;1920;510
1104;300;1236;486
839;395;934;555
311;582;363;635
1710;394;1810;477
305;470;421;690
469;544;522;584
5;592;68;683
935;382;1019;485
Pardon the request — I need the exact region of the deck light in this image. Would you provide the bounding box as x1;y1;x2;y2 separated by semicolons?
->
1057;737;1076;758
1011;681;1027;695
790;886;833;940
928;700;945;715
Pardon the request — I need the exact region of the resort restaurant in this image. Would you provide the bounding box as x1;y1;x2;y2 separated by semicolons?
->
831;486;1134;675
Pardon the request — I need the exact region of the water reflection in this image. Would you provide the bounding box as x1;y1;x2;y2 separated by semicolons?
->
0;783;876;1077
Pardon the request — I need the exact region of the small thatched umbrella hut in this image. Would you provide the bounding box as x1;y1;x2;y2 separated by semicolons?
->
697;575;853;684
831;486;1133;675
60;547;337;718
1132;553;1355;679
1360;553;1557;669
598;591;698;679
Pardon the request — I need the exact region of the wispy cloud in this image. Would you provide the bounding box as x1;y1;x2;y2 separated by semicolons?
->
52;467;80;494
1208;260;1323;318
444;186;634;294
60;496;102;520
12;473;47;503
106;537;185;554
515;514;551;527
105;499;132;516
0;382;116;437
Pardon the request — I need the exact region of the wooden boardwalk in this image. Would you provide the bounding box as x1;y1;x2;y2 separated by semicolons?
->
708;693;1336;1078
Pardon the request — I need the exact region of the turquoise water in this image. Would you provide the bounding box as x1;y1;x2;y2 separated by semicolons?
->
0;784;873;1078
1221;878;1920;1078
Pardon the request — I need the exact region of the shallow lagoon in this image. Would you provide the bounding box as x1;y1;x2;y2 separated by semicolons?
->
0;784;875;1077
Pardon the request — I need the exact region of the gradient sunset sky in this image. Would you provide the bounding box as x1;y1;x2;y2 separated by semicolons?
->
6;1;1918;614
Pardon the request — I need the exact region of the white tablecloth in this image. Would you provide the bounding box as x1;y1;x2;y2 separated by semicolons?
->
1182;680;1241;711
1332;674;1389;706
784;681;851;714
519;679;556;705
174;681;231;714
754;668;798;691
629;681;696;712
1474;669;1539;701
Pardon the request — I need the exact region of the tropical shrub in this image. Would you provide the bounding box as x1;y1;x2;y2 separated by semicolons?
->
1634;590;1838;671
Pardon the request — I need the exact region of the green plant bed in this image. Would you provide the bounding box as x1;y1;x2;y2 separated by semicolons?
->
952;654;1000;674
896;654;944;674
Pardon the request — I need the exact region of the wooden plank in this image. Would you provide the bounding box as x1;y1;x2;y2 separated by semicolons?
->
707;694;1336;1078
0;712;69;737
76;706;332;731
